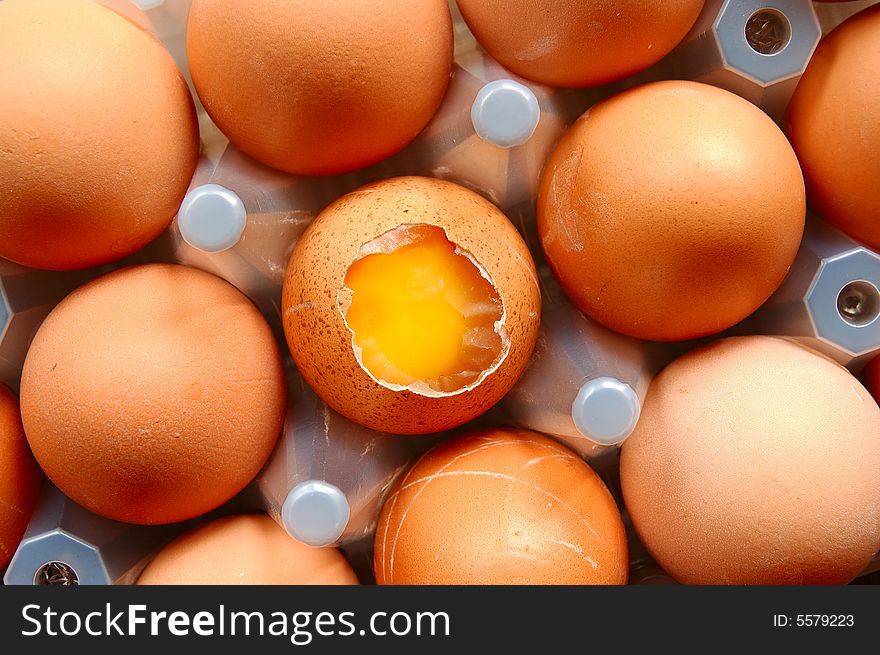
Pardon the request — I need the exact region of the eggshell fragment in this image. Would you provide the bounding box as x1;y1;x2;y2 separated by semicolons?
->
374;428;628;585
137;515;358;585
538;80;805;342
282;177;541;434
621;336;880;585
0;0;199;270
186;0;453;175
787;5;880;250
20;264;286;525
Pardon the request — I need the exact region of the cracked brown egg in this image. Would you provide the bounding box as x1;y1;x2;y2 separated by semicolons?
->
20;264;286;525
454;0;705;88
0;384;42;570
621;336;880;585
282;177;541;434
373;428;628;585
0;0;199;270
538;80;805;342
137;515;358;585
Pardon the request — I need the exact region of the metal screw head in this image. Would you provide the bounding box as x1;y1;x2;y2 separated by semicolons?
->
34;561;79;586
745;10;791;55
837;281;880;328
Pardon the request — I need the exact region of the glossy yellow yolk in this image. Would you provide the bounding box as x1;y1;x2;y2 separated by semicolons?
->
343;226;502;391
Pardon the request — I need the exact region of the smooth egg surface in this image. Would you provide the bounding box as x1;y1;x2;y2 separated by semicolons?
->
538;80;805;342
0;384;42;570
621;336;880;585
455;0;705;88
0;0;199;270
787;4;880;250
21;265;286;525
137;515;359;585
187;0;453;176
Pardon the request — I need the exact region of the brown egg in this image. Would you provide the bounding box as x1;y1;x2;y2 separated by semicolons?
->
187;0;452;176
538;80;805;342
20;264;286;525
621;336;880;585
137;515;358;585
283;177;541;434
0;384;42;569
374;428;628;584
0;0;198;271
787;5;880;250
455;0;705;88
866;355;880;405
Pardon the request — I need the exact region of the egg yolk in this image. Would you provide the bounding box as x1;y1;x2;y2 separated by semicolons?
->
343;225;504;393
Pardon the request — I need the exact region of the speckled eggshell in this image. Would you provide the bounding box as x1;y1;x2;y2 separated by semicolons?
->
282;177;541;435
374;428;628;585
187;0;453;176
455;0;705;88
0;0;199;271
538;80;805;342
20;264;286;525
0;384;42;570
621;336;880;585
137;515;359;585
787;5;880;250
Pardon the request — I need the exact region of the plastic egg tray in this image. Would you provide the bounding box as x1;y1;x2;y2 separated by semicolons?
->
2;0;879;586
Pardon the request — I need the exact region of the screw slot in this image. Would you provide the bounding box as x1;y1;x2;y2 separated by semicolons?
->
745;9;792;55
837;280;880;327
34;561;79;586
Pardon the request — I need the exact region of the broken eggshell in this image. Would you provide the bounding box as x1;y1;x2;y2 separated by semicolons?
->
282;176;541;434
